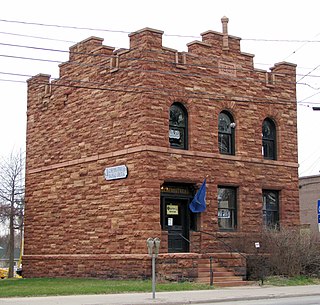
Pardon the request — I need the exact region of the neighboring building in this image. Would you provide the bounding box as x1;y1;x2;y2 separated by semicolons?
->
0;246;20;268
24;18;299;283
299;175;320;240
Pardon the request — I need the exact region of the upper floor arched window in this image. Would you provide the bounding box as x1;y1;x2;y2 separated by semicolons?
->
218;111;235;155
169;102;188;150
262;118;277;160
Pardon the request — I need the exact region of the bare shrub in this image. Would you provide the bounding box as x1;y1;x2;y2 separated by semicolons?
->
227;228;320;279
263;227;320;277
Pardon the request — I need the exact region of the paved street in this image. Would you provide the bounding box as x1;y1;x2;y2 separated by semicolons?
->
199;295;320;305
0;285;320;305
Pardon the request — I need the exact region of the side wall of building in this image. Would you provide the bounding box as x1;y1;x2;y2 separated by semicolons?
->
299;175;320;240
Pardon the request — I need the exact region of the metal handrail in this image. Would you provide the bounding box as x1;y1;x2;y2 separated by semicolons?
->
197;230;247;260
178;233;214;286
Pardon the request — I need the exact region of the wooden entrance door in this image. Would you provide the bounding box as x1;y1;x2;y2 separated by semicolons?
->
163;198;189;253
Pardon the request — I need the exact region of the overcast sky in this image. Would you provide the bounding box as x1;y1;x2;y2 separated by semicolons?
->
1;0;320;177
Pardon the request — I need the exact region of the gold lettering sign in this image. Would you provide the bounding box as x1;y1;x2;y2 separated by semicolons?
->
161;186;191;195
167;204;179;215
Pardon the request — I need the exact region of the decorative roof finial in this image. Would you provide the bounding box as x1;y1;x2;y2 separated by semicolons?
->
221;16;229;50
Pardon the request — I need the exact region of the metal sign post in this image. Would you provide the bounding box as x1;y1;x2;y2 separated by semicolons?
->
146;237;160;299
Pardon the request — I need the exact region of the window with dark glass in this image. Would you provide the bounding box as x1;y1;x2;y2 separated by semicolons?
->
169;103;188;149
262;118;277;160
218;187;237;230
262;190;279;229
218;111;235;155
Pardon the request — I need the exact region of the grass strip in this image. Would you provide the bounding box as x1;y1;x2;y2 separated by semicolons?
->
0;278;212;298
264;276;320;286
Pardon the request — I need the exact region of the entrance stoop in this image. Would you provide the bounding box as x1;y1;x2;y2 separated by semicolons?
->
197;253;249;287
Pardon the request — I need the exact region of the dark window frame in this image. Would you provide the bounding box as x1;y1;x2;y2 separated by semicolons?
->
262;118;277;160
217;186;237;231
169;102;188;150
262;190;280;230
218;111;235;155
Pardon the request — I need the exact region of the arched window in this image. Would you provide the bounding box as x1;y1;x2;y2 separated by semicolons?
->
262;118;277;160
218;111;235;155
169;103;188;149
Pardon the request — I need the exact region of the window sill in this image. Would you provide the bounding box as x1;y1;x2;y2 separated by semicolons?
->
218;229;237;233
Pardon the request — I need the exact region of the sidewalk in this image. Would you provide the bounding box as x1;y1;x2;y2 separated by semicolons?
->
0;285;320;305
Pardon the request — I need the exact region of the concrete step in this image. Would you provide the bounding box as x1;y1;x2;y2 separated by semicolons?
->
198;267;228;272
198;270;234;277
214;281;251;287
213;276;244;282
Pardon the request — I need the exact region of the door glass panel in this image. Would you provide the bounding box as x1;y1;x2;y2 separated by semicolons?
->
166;203;181;227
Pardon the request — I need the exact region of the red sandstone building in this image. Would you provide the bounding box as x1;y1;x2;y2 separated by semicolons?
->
24;18;299;284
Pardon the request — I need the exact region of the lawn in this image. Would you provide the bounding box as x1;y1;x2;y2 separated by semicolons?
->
1;276;320;298
0;278;212;298
264;276;320;286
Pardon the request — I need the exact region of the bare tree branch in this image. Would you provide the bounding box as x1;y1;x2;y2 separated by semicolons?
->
0;150;25;278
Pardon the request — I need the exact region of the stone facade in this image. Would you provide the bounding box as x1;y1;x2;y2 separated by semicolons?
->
24;18;299;280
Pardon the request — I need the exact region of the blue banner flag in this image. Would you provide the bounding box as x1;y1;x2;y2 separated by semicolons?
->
189;179;206;213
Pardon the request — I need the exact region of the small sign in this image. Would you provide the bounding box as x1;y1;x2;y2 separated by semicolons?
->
218;209;230;218
104;165;128;181
168;218;173;226
169;129;180;139
255;242;260;249
167;204;179;215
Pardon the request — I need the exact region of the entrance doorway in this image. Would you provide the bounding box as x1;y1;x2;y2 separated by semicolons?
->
164;198;189;252
160;183;196;253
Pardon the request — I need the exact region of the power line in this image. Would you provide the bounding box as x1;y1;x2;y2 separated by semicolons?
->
0;41;281;74
0;45;317;106
0;73;313;107
0;42;69;54
244;38;320;43
1;43;318;81
1;24;319;105
298;91;320;104
0;67;304;95
1;50;318;96
1;30;319;71
2;38;320;81
300;154;320;176
0;53;61;63
283;32;320;61
1;18;320;43
296;63;320;83
0;31;76;44
1;26;319;78
0;78;26;84
0;56;304;88
0;18;132;35
0;74;298;107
